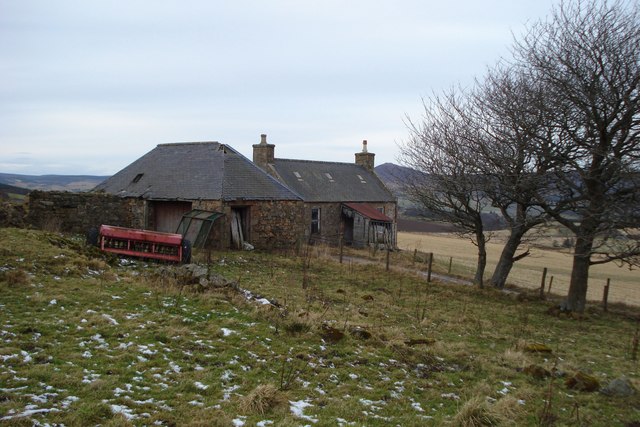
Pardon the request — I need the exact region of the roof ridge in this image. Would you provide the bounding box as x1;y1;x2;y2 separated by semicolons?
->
158;141;220;147
274;158;360;166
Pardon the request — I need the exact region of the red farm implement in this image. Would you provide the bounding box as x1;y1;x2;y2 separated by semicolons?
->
96;225;191;263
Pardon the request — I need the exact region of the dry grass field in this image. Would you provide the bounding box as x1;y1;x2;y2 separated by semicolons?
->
398;231;639;307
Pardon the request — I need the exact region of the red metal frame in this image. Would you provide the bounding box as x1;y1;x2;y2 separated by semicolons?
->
99;225;183;262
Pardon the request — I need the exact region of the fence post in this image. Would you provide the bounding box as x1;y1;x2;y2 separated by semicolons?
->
539;267;548;300
603;278;610;312
448;256;453;274
427;252;434;283
547;275;554;295
339;234;344;264
413;248;417;265
386;246;390;271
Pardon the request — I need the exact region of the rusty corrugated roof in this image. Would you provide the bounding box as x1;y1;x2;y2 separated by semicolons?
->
343;202;392;222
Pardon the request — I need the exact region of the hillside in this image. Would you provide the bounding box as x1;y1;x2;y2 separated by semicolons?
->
0;228;638;425
0;182;30;202
0;173;108;192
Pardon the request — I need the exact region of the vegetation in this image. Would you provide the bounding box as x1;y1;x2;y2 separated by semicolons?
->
399;0;640;312
0;227;638;426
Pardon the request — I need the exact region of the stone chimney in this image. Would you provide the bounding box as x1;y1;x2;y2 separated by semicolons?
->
355;140;375;172
253;133;275;170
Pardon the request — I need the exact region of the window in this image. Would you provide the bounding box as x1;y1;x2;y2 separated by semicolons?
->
132;173;144;183
311;208;321;234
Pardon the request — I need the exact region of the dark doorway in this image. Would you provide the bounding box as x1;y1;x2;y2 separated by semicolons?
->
342;216;354;244
230;206;250;249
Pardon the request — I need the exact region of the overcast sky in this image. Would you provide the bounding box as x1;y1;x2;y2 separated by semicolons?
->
0;0;558;176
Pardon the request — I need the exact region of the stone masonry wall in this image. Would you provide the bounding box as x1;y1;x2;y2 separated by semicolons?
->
194;199;305;250
27;191;146;234
248;200;305;249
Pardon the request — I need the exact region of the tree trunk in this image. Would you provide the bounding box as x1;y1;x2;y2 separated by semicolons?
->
490;227;527;289
474;231;487;288
563;234;594;313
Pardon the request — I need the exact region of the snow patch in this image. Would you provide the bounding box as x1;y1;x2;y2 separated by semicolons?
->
290;400;318;423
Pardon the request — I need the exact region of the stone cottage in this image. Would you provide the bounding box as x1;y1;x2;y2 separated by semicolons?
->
95;142;305;249
253;135;397;247
93;136;397;249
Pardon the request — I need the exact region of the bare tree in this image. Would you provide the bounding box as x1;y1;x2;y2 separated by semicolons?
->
466;66;557;289
515;0;640;311
400;91;491;287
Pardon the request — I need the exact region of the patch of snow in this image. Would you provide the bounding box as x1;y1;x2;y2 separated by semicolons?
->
21;350;32;363
256;421;274;427
232;416;247;426
49;299;57;305
440;393;460;400
290;400;318;423
221;328;235;337
82;351;92;359
359;398;386;411
221;370;234;382
222;384;241;401
102;314;119;325
0;406;60;421
61;396;80;409
111;404;136;420
194;381;208;390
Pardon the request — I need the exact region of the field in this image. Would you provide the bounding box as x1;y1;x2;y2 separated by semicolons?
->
397;231;639;307
0;228;639;426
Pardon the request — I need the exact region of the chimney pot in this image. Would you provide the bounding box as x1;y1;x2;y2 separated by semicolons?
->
260;134;267;145
362;140;368;153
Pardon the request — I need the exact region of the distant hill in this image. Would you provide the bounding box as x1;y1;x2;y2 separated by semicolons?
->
0;173;109;192
375;162;420;191
0;183;30;202
375;163;426;215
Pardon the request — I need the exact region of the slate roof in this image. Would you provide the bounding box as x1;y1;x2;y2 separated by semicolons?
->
95;142;301;201
270;159;395;203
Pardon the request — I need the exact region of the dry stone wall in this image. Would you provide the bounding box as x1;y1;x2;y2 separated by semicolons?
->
27;191;145;234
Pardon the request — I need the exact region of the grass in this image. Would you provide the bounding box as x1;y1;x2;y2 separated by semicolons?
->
397;231;639;306
0;227;639;426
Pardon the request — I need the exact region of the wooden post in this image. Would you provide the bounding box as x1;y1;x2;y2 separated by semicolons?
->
413;248;418;265
427;252;434;283
603;278;610;312
539;267;548;300
339;234;344;264
448;257;453;274
547;276;554;295
386;246;390;271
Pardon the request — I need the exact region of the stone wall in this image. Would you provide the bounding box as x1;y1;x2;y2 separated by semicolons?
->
248;200;305;249
194;200;305;250
27;191;146;234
